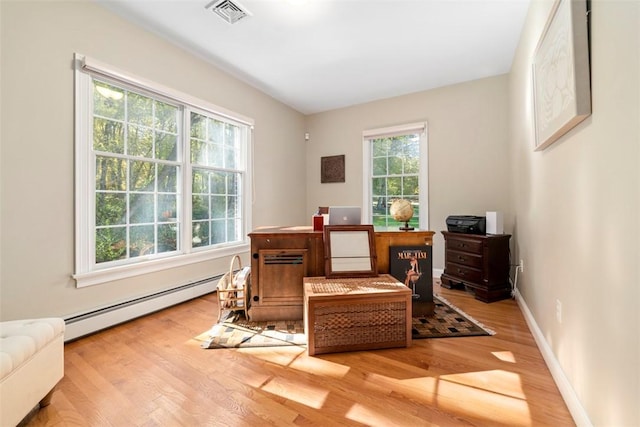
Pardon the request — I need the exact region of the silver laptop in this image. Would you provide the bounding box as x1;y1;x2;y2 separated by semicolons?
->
328;206;362;225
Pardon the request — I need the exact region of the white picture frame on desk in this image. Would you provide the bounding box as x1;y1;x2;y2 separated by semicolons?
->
323;225;378;278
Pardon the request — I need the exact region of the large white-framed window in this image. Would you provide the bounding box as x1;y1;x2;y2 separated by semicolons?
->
362;122;428;229
74;54;253;287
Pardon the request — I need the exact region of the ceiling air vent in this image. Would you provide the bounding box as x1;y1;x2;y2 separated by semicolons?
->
205;0;251;24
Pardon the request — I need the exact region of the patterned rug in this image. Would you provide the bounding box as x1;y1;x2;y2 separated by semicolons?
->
199;295;494;349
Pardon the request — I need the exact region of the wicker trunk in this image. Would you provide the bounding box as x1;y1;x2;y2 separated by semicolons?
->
303;274;412;356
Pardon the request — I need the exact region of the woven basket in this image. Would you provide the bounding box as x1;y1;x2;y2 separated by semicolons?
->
216;255;250;321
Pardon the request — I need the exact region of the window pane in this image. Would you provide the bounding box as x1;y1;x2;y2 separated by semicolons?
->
208;142;224;168
390;138;404;154
225;144;237;169
191;140;206;164
387;177;402;196
211;220;225;244
129;193;154;224
372;157;387;176
373;196;388;214
404;137;420;157
158;194;177;222
403;176;418;196
190;112;206;140
158;223;177;253
211;195;226;218
130;160;155;191
128;93;153;127
156;132;178;161
96;193;126;226
157;164;177;193
94;118;124;154
227;195;238;217
388;156;403;175
96;227;126;263
155;101;178;133
404;156;419;174
228;173;239;194
192;169;209;194
192;195;209;220
192;221;209;247
127;124;153;157
208;119;224;143
211;171;226;194
225;125;239;168
372;138;389;156
94;82;125;120
130;225;155;257
227;219;239;242
372;177;386;196
96;157;126;191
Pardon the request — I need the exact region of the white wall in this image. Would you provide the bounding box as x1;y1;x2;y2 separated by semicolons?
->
0;0;307;320
305;75;512;271
509;0;639;425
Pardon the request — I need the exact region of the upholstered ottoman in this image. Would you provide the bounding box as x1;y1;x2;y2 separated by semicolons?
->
0;318;65;426
303;274;412;355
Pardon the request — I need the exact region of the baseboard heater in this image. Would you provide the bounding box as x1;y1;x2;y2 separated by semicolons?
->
64;275;220;342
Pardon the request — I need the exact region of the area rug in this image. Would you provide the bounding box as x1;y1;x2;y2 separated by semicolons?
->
199;295;494;349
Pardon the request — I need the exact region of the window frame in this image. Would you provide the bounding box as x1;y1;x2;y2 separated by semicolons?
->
73;54;253;288
361;122;429;230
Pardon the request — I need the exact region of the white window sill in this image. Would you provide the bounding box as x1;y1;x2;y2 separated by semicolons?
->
73;243;250;288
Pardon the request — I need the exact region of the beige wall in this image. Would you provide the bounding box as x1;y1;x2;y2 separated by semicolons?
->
509;0;639;425
0;0;307;320
305;75;512;271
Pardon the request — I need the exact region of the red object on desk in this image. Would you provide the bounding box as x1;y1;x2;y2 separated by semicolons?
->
313;215;324;231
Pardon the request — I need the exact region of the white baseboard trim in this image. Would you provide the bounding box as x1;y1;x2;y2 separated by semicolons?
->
432;268;443;278
514;289;592;427
64;277;218;342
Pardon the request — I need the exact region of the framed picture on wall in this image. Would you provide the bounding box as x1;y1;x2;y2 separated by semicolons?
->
321;154;345;183
532;0;591;151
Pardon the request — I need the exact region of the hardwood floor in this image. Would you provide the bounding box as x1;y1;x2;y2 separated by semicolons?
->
25;281;575;426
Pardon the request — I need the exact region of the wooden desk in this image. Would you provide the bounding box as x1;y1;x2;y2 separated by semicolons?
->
248;226;434;321
374;228;435;273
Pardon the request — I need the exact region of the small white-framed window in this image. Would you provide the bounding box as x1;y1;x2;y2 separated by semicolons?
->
74;54;253;287
362;122;428;229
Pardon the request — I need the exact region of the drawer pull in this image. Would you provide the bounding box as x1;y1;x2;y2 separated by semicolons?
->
458;255;466;262
457;269;465;276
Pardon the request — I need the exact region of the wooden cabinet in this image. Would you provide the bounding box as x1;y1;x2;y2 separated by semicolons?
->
248;226;434;321
440;231;512;302
248;227;324;321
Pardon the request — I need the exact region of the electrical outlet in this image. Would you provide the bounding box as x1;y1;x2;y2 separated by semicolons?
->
519;259;524;273
556;299;562;323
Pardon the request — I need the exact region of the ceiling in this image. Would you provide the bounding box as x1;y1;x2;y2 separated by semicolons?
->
96;0;530;115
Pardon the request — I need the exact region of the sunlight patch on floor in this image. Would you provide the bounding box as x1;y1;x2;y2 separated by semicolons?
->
261;376;329;409
440;369;525;400
362;368;532;426
492;350;517;363
436;372;532;426
365;372;439;404
290;354;351;378
237;346;306;366
345;402;423;426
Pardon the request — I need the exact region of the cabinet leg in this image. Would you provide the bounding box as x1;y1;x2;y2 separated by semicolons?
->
440;276;463;290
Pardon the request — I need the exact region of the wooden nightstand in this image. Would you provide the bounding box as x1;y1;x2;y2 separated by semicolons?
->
440;231;512;303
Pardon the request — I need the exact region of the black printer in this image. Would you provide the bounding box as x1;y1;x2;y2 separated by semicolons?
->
446;215;486;235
